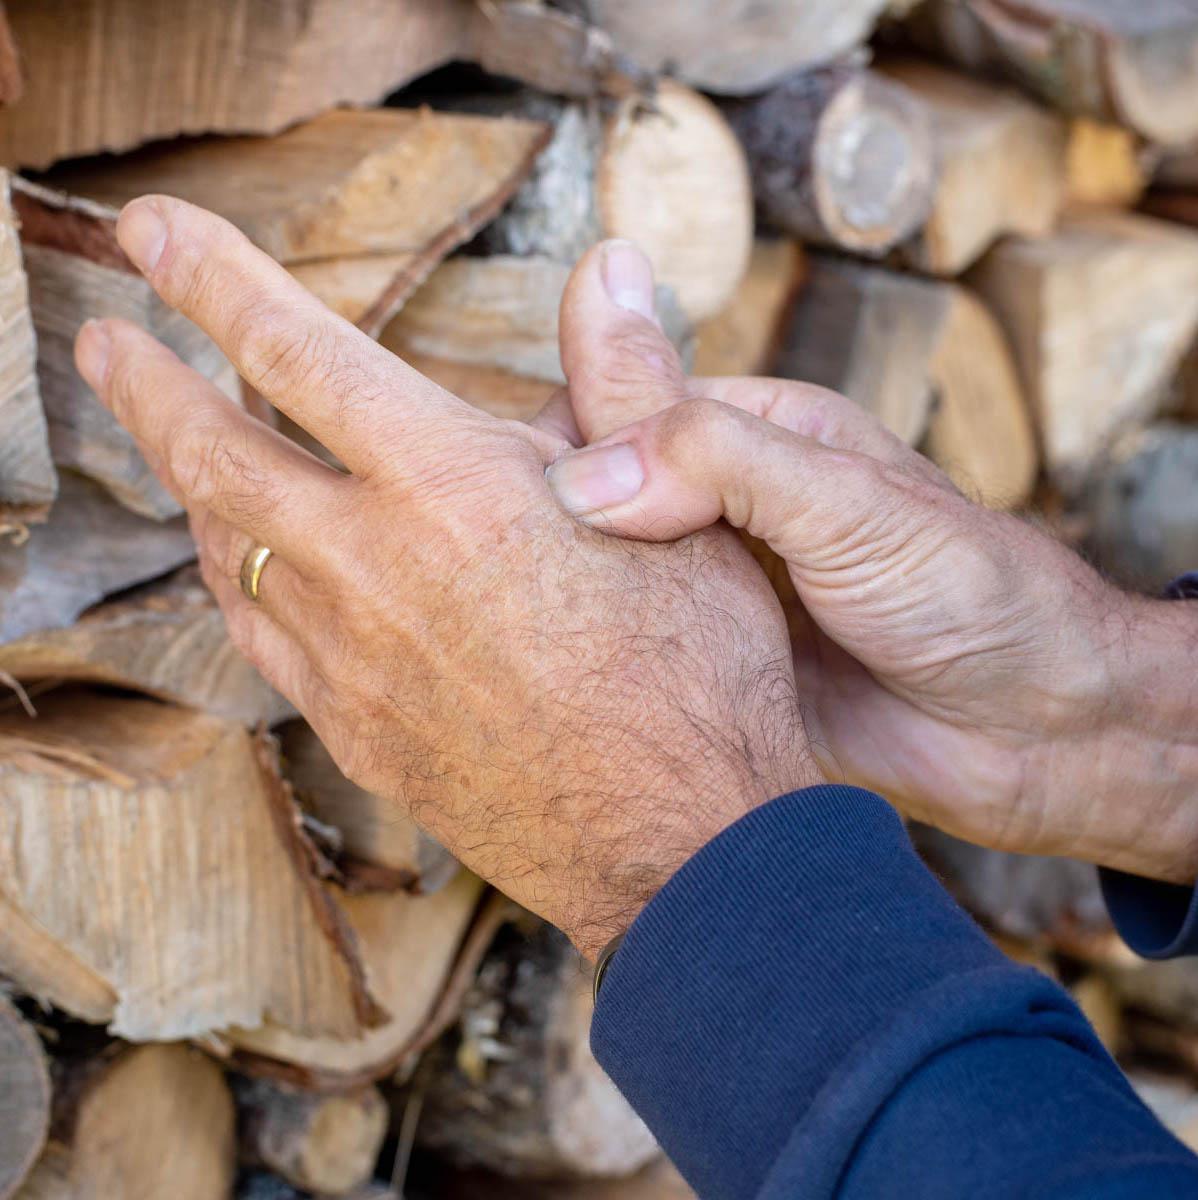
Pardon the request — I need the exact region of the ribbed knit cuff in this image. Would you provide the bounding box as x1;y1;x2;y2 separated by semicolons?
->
590;785;1007;1200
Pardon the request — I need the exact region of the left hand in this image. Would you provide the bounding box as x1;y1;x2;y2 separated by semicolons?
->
73;200;822;958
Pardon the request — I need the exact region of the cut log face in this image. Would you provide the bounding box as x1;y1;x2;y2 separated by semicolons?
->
693;239;805;378
0;994;50;1200
968;212;1198;487
879;59;1067;275
476;83;752;322
48;109;550;266
725;65;935;256
16;1044;234;1200
279;719;456;894
381;255;694;388
0;172;54;525
1064;118;1149;211
228;871;485;1089
583;0;890;94
0;0;471;169
1079;423;1198;593
0;693;383;1042
418;922;658;1181
14;182;237;520
0;471;196;644
236;1078;388;1196
907;0;1198;146
0;567;290;727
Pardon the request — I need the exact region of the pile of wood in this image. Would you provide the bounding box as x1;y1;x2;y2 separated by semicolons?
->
2;2;1198;1196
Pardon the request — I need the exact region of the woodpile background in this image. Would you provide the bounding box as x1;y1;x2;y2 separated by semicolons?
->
2;1;1198;1196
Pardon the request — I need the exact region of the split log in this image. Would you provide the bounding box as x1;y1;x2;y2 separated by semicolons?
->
0;994;49;1200
236;1078;387;1197
0;172;53;526
779;256;1037;504
474;82;752;321
0;0;634;171
693;239;805;378
0;692;384;1041
1064;119;1150;211
724;64;935;257
1078;423;1198;593
417;922;658;1180
0;567;289;727
14;180;237;520
877;59;1066;274
228;871;485;1090
906;0;1198;146
580;0;890;94
968;212;1198;487
381;255;693;388
48;107;549;268
279;720;456;895
0;472;195;644
16;1044;234;1200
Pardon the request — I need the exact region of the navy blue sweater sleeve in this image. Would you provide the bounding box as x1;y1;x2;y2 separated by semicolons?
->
591;786;1198;1199
1101;867;1198;958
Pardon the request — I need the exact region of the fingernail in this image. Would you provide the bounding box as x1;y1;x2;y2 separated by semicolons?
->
117;200;167;274
601;240;656;321
75;319;111;389
546;443;644;516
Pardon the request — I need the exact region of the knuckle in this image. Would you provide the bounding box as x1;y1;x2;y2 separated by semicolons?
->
655;395;733;463
600;322;686;393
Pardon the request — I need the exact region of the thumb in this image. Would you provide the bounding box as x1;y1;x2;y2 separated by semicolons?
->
558;239;691;442
545;396;896;571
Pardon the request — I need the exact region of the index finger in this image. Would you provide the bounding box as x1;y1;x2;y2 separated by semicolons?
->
115;195;470;477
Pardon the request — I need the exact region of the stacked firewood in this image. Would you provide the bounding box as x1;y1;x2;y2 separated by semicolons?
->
2;2;1198;1196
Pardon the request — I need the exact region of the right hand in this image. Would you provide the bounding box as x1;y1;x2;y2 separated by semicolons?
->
547;243;1198;885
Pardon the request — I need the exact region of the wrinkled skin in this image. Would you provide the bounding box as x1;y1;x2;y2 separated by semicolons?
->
74;199;819;958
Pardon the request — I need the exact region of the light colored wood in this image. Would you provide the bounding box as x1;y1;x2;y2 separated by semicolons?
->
237;1079;387;1196
228;871;484;1088
694;240;805;377
0;567;290;726
0;471;196;644
908;0;1198;146
725;64;935;256
0;171;53;526
16;1044;234;1200
0;692;384;1042
0;994;49;1200
48;108;549;266
923;287;1039;507
14;182;237;520
0;0;468;169
879;59;1067;274
479;82;752;322
1079;422;1198;593
583;0;890;93
382;255;694;387
279;719;456;894
419;923;658;1180
969;212;1198;487
1064;119;1149;211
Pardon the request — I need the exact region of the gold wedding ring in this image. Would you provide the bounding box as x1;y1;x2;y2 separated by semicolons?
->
239;544;274;603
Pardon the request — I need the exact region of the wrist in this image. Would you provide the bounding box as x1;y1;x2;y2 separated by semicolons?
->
1033;589;1198;883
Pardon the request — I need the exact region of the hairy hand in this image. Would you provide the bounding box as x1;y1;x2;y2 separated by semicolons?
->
545;285;1198;885
74;201;820;958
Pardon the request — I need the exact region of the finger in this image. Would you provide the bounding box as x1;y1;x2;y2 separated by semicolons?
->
194;544;323;718
558;239;691;442
693;375;949;487
114;195;474;476
76;317;352;569
544;395;916;573
526;387;583;447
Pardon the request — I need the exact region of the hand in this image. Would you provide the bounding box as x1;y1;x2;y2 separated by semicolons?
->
74;201;821;958
545;264;1198;885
